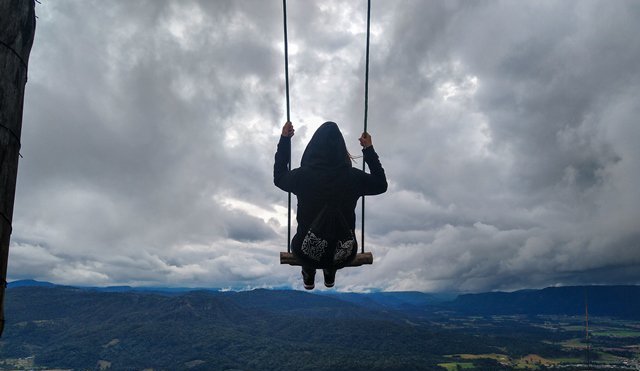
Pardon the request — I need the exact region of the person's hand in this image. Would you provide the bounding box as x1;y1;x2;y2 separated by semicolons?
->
281;121;295;137
359;132;372;148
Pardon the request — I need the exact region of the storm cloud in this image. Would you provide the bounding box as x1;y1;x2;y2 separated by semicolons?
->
8;0;640;292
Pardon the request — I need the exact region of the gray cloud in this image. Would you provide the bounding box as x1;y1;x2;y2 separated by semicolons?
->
8;0;640;292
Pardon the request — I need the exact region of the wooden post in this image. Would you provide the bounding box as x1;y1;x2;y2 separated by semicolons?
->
0;0;36;336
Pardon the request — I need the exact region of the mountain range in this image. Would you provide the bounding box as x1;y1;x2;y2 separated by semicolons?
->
1;280;638;370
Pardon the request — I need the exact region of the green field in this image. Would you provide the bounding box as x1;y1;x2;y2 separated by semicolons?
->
593;329;640;337
438;362;475;370
445;353;559;370
435;315;640;370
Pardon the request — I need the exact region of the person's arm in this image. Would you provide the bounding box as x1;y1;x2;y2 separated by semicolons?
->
273;122;298;192
358;132;388;195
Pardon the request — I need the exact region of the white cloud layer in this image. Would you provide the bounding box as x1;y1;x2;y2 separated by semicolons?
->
9;0;640;292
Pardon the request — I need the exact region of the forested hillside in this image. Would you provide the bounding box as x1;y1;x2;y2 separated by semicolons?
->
449;285;640;319
2;283;638;370
2;286;487;370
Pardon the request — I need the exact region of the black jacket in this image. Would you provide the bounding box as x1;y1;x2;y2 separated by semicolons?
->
274;122;387;266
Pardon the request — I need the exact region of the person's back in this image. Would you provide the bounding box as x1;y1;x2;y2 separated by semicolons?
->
274;121;387;289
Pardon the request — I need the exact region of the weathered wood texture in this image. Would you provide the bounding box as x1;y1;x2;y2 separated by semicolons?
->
280;252;374;267
1;0;36;336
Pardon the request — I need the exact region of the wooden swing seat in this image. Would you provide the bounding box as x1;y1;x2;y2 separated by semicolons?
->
280;252;373;267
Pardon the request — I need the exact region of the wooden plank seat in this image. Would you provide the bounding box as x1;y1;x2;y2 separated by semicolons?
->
280;252;373;267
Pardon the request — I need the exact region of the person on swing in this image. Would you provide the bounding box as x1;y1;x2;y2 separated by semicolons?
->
274;121;387;289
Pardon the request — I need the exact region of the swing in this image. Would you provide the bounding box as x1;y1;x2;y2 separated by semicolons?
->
279;0;374;267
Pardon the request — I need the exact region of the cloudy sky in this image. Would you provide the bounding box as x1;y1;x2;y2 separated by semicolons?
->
8;0;640;293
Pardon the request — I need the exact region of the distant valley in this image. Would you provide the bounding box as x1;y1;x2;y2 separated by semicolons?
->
1;281;638;370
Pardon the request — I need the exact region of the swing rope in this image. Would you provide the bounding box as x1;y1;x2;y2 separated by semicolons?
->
361;0;371;253
283;0;292;254
282;0;372;256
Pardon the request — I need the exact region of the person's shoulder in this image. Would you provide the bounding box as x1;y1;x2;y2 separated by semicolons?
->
347;167;367;177
291;166;316;177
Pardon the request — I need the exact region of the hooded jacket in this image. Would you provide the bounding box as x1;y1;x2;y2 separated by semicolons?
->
274;122;387;267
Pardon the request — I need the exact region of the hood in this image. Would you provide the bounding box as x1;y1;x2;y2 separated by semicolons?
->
300;122;350;170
